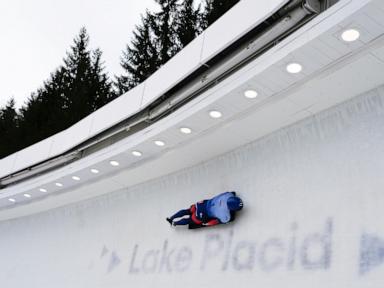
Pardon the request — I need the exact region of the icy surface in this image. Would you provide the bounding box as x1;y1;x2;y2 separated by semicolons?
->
0;87;384;287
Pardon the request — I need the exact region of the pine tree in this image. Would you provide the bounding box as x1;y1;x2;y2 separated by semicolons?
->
175;0;202;48
18;67;68;147
62;28;115;125
0;98;20;158
151;0;180;64
116;12;159;94
87;48;115;111
117;0;181;94
16;28;115;155
117;0;241;95
203;0;240;27
18;92;45;147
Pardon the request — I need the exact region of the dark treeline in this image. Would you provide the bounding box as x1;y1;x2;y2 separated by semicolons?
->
0;0;239;159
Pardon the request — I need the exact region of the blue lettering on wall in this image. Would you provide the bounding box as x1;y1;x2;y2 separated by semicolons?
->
100;245;109;258
286;223;297;270
107;251;121;273
174;247;193;272
159;240;175;273
100;218;335;275
232;241;256;271
142;250;159;273
300;218;332;270
200;233;225;271
359;233;384;275
259;238;284;271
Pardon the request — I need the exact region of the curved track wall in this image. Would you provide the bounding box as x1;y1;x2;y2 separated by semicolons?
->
1;86;384;287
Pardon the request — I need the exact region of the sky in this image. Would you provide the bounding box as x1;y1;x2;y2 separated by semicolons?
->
0;0;159;109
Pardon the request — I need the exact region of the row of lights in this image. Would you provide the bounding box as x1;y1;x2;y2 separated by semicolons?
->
285;28;360;74
7;29;360;204
7;91;256;204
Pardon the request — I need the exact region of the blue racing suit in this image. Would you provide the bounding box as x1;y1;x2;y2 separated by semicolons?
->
206;191;236;224
193;191;236;226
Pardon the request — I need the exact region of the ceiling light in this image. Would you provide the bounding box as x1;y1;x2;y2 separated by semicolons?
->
24;193;31;198
39;188;47;193
55;182;63;187
154;140;165;146
72;176;80;181
8;198;16;203
90;169;99;174
209;110;222;118
110;161;119;166
244;89;258;99
180;127;192;134
132;151;142;157
341;29;360;42
286;63;302;74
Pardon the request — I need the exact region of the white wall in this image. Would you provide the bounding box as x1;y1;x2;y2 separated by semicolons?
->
1;86;384;287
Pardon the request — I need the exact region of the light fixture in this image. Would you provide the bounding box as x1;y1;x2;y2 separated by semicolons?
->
55;182;63;187
244;89;258;99
24;193;31;198
341;28;360;42
209;110;222;119
110;161;119;166
8;198;16;203
132;151;142;157
180;127;192;134
72;176;80;181
90;168;99;174
154;140;165;146
39;188;47;193
286;63;302;74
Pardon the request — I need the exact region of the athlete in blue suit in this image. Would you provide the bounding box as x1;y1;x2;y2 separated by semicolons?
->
166;192;244;229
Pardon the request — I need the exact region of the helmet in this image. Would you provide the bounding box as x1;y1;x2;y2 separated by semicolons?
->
227;196;243;211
